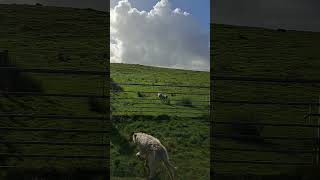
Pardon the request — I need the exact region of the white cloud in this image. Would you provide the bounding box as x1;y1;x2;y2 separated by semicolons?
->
110;0;210;71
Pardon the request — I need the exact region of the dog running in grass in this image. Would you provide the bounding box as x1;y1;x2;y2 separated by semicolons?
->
131;132;177;180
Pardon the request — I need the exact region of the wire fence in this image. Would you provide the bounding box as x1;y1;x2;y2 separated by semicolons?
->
211;75;320;170
0;50;109;173
111;81;210;118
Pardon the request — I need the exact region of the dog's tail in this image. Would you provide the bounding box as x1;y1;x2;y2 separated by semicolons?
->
163;158;177;180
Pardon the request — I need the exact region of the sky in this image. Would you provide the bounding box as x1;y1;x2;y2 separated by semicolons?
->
1;0;319;32
0;0;210;71
111;0;210;31
110;0;210;71
214;0;320;32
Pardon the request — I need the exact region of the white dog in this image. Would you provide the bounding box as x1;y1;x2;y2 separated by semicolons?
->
132;132;177;180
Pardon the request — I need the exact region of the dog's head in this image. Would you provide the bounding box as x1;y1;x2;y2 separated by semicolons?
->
131;132;138;144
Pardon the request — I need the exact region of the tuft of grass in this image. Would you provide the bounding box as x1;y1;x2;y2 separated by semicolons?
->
176;97;193;107
137;91;145;97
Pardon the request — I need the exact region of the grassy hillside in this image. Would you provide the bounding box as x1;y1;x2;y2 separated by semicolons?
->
211;24;320;177
111;63;209;117
110;63;210;180
0;4;108;179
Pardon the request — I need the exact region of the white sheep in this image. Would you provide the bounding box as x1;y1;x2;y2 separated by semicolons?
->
157;93;169;103
132;132;177;180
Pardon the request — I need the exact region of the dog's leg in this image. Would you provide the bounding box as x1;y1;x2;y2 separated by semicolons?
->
144;158;150;179
147;152;156;180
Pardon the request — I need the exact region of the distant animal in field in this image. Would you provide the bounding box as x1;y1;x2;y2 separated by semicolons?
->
157;93;169;103
132;132;177;180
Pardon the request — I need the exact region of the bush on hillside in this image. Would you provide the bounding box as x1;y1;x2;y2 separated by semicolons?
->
176;97;193;107
110;78;123;93
137;91;145;97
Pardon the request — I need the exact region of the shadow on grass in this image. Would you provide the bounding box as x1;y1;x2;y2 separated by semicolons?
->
0;51;43;92
111;123;135;156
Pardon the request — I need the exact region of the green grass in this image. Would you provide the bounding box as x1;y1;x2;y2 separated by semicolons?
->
0;4;108;179
0;4;210;179
111;63;209;117
4;3;320;179
110;63;210;180
211;24;320;176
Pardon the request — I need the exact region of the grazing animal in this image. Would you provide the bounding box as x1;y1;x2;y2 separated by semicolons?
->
132;132;177;180
157;93;168;103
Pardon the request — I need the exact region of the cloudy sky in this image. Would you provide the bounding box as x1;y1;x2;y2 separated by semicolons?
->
1;0;319;32
214;0;320;32
3;1;318;69
0;0;210;71
111;0;210;30
110;0;210;71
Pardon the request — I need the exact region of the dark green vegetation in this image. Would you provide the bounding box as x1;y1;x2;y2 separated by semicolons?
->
111;63;210;179
212;24;320;178
0;4;107;179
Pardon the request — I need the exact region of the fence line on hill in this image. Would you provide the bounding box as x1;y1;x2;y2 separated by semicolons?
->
116;82;210;89
112;110;207;115
0;91;109;98
212;160;311;166
0;51;109;169
212;75;320;84
121;90;209;96
0;113;107;120
111;97;210;103
111;81;210;117
0;66;106;75
212;134;317;141
3;90;320;106
0;140;107;146
112;97;320;106
111;101;209;107
0;153;108;160
0;127;108;133
213;147;315;154
112;105;210;110
211;75;320;173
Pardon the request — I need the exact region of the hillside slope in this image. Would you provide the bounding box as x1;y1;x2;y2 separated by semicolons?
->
211;24;320;176
0;4;108;179
110;63;210;180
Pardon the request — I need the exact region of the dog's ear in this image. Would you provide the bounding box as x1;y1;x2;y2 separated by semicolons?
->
132;133;137;143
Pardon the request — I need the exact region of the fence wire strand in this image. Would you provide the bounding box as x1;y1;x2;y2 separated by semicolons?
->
211;75;320;170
